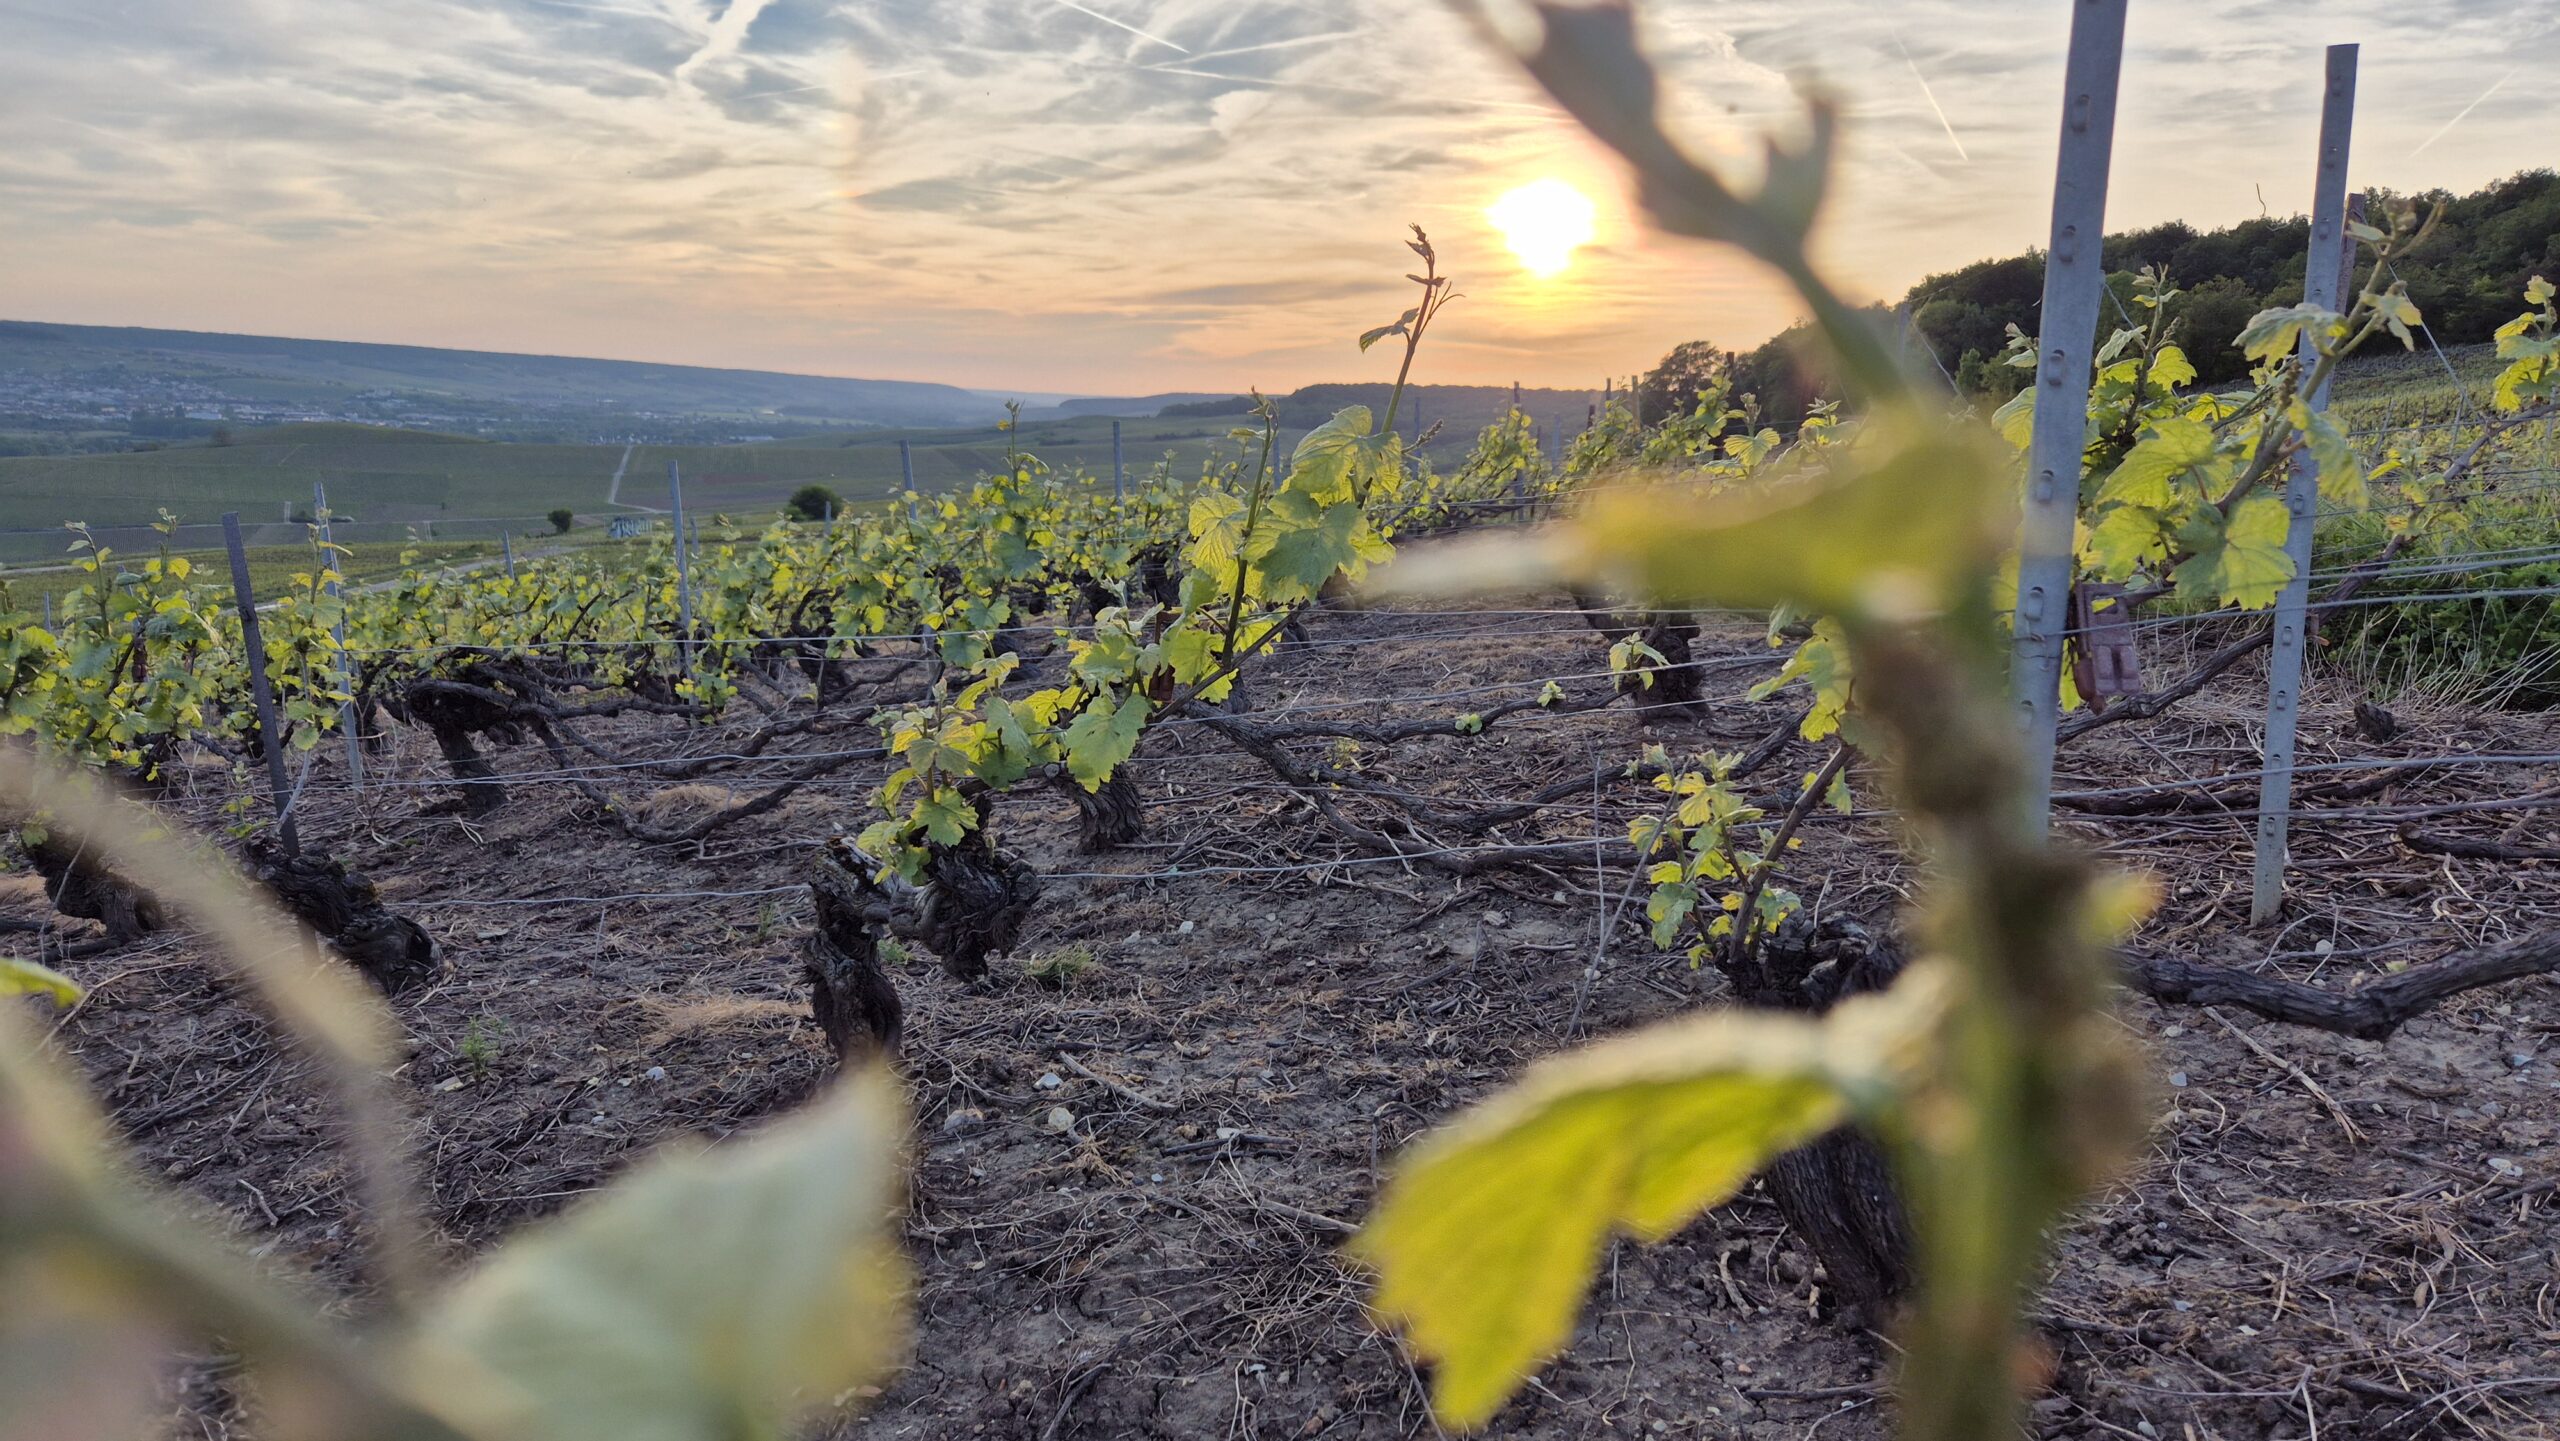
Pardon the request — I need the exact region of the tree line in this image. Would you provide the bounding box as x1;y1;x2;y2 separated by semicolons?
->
1638;168;2560;428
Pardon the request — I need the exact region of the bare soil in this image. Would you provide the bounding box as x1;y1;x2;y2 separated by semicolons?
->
12;597;2560;1440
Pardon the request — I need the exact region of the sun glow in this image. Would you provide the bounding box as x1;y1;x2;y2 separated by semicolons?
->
1487;178;1597;278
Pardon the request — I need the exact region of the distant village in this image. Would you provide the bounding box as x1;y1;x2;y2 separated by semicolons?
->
0;363;805;454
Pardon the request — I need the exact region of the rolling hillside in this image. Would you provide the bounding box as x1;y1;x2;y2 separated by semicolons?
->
0;320;1003;428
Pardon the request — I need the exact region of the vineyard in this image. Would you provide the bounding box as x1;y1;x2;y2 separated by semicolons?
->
8;9;2560;1441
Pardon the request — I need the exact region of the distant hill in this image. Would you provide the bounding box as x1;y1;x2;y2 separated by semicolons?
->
1052;393;1238;419
0;320;1004;428
1273;384;1610;441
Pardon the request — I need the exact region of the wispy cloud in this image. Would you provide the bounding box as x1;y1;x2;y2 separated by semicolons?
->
674;0;781;93
0;0;2549;394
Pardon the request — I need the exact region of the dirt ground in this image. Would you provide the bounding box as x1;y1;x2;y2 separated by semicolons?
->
11;595;2560;1440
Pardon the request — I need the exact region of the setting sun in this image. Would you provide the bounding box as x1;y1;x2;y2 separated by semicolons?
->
1487;178;1598;277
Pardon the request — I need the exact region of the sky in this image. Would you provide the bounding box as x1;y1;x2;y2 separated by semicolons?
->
2;0;2552;397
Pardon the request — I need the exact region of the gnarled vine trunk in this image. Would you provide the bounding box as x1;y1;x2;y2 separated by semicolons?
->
1628;616;1708;725
1565;585;1709;726
805;847;905;1066
395;676;528;817
803;826;1042;1045
1727;914;1913;1315
243;839;439;995
20;831;164;944
1064;768;1144;852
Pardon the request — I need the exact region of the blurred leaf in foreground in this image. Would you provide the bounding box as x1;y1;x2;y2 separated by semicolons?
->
402;1069;909;1441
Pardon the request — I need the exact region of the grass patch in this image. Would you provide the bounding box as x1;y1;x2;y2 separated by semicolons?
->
1024;943;1099;989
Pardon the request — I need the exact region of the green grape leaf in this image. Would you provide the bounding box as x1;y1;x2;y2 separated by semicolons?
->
1643;882;1697;947
1986;386;2027;447
1251;495;1389;601
1059;694;1149;791
1285;407;1375;505
1187;491;1247;574
0;957;83;1007
1354;967;1945;1430
2171;493;2295;609
914;788;976;847
2147;344;2198;390
1358;310;1418;353
2096;416;2217;508
2362;291;2417;351
401;1069;908;1441
2235;303;2338;363
2288;401;2365;508
2083;502;2169;580
1745;622;1850;741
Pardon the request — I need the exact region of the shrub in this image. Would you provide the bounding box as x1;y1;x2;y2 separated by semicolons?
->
787;484;842;522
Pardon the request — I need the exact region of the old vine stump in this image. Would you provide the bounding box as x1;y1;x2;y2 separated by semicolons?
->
1729;914;1914;1315
20;831;165;943
805;845;906;1065
803;831;1042;1064
1065;769;1144;852
244;839;439;995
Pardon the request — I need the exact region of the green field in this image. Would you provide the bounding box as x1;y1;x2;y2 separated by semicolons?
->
0;537;515;613
0;424;625;560
0;417;1279;562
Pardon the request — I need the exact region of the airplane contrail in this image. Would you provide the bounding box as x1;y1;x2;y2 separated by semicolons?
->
2412;67;2519;156
1050;0;1189;56
1894;34;1970;162
1147;65;1554;113
1154;30;1359;66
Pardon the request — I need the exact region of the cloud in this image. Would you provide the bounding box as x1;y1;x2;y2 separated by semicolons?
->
673;0;783;94
0;0;2550;393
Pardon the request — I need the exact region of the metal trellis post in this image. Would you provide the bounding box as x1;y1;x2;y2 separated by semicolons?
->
502;530;515;578
315;482;363;793
1112;418;1125;504
222;512;301;857
2252;44;2360;925
2010;0;2131;831
899;439;918;524
667;460;694;665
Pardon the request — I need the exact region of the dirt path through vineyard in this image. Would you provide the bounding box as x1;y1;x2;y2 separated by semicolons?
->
15;597;2560;1440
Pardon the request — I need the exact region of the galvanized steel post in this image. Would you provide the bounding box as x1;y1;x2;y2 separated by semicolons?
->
1112;418;1125;503
314;482;362;793
2009;0;2130;830
667;460;694;664
2252;44;2360;925
222;513;301;857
